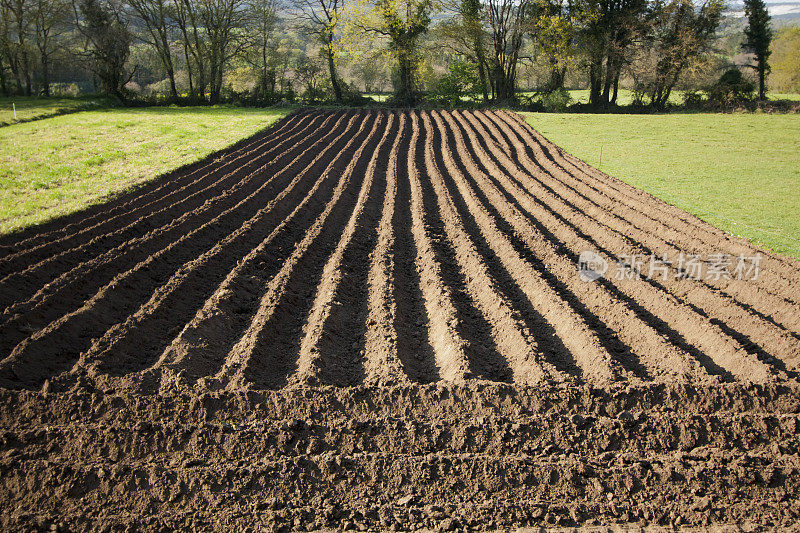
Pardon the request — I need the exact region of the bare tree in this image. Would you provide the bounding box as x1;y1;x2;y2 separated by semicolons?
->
246;0;279;96
485;0;527;101
292;0;344;102
127;0;179;98
73;0;134;100
173;0;247;103
643;0;723;108
32;0;71;96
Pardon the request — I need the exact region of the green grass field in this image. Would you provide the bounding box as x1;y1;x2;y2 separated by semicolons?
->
0;96;113;125
0;106;287;234
522;112;800;259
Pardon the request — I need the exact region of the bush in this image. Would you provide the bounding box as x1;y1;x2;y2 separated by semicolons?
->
50;83;81;97
540;88;573;112
706;68;755;106
683;90;704;108
430;62;480;107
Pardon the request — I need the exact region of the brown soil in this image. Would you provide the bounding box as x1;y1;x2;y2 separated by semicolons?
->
1;109;799;531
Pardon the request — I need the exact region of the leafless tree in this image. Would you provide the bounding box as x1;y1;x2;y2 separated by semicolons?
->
291;0;344;101
173;0;248;103
485;0;528;101
32;0;71;96
127;0;179;98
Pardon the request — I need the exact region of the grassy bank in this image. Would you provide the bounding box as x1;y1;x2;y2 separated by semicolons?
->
0;106;288;234
0;96;113;125
521;112;800;258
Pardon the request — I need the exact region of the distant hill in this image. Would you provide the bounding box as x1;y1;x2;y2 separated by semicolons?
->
727;0;800;21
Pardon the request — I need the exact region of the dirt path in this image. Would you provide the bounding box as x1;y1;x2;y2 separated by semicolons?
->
1;110;798;530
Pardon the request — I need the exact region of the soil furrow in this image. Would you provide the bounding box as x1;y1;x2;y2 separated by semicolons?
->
0;113;309;274
75;113;368;390
3;110;800;531
434;110;616;384
0;113;326;313
214;112;381;390
121;113;373;393
479;112;800;373
449;111;701;382
362;113;408;385
405;112;472;382
0;112;344;361
293;113;396;386
498;110;800;305
389;117;440;383
485;112;800;344
459;111;777;383
419;112;538;383
0;112;356;389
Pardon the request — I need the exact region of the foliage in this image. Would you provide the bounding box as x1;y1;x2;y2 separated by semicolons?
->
431;60;479;106
706;67;755;106
75;0;133;100
634;0;724;109
742;0;772;99
769;27;800;95
539;86;571;110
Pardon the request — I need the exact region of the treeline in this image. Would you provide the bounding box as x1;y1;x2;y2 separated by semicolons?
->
0;0;793;108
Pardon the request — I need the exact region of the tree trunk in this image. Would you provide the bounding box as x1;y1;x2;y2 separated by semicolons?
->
611;68;620;104
40;54;50;96
601;60;613;105
0;55;7;95
161;34;178;99
589;59;602;105
473;37;488;101
397;51;415;105
325;40;342;102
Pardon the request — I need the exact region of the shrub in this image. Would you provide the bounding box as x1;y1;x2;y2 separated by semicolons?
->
540;88;573;112
430;61;480;107
683;90;704;108
707;68;755;106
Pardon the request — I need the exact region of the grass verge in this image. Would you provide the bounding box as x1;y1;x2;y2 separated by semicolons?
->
0;96;114;126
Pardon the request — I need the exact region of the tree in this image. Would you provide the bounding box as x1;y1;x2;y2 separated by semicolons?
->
528;0;582;93
770;27;800;94
0;1;15;94
641;0;722;108
1;0;35;95
246;0;279;97
32;0;71;96
356;0;432;105
485;0;528;102
127;0;179;99
743;0;771;100
173;0;248;103
458;0;489;100
293;0;345;102
581;0;648;106
74;0;134;100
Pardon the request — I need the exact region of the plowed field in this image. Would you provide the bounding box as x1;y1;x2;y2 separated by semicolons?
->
1;109;799;531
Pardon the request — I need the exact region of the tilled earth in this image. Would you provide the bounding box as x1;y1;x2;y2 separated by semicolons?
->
0;109;798;531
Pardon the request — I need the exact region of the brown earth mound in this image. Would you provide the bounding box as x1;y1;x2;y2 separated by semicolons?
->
0;109;798;531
